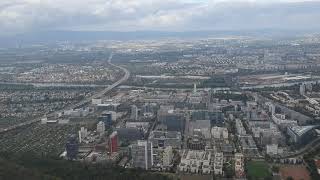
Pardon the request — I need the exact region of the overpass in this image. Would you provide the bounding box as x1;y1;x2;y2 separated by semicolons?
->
0;53;130;134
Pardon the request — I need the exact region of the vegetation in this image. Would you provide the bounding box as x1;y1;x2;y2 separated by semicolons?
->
246;161;272;180
0;152;176;180
211;93;250;102
303;145;320;180
201;76;231;88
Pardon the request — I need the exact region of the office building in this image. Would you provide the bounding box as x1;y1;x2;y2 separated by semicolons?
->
149;130;182;149
158;109;185;132
109;131;118;153
131;105;139;121
99;111;114;126
131;140;153;170
78;127;88;143
300;83;306;96
66;135;79;160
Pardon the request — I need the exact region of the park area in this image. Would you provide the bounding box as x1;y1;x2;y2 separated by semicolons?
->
279;165;311;180
246;160;272;179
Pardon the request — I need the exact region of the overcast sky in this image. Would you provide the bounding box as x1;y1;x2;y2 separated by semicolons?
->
0;0;320;36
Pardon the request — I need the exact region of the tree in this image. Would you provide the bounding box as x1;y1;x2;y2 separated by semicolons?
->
271;166;279;173
286;176;294;180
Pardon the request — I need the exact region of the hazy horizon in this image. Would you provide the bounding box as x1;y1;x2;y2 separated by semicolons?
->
1;0;320;37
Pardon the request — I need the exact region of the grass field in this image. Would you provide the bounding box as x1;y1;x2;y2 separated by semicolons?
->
246;160;271;179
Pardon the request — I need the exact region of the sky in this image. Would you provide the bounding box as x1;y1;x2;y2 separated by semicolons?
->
0;0;320;36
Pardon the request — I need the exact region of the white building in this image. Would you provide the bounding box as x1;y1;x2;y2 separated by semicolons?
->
163;146;173;167
131;105;139;120
266;144;283;155
214;153;224;175
235;153;245;178
300;83;306;96
178;150;211;174
41;116;48;124
272;114;298;127
92;98;102;105
96;121;105;135
236;119;246;136
211;127;229;139
78;127;88;143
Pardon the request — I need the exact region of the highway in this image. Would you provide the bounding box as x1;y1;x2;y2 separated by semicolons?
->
0;54;130;134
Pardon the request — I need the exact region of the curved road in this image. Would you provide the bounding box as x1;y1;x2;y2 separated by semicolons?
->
272;136;320;159
0;54;130;134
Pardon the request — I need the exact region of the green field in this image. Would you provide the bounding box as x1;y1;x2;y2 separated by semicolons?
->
246;161;271;179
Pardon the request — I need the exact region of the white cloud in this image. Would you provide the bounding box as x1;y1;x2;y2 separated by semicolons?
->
0;0;320;36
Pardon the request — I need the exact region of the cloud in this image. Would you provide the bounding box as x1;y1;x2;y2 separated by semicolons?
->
0;0;320;36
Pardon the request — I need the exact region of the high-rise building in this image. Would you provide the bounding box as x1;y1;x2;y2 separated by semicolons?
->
109;131;118;153
158;110;185;132
99;111;114;126
131;105;139;121
131;140;153;170
306;83;313;92
66;135;79;160
300;83;306;96
78;127;88;143
97;121;105;135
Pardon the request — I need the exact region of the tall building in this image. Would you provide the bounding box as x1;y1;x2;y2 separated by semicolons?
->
300;83;306;96
109;131;118;153
158;110;185;132
142;103;154;117
97;121;105;135
306;83;313;92
99;111;115;126
131;140;153;170
78;127;88;143
131;105;139;121
66;135;79;160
